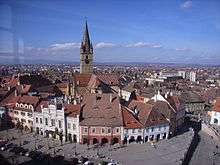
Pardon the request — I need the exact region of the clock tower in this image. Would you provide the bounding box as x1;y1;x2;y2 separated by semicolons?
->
80;21;93;74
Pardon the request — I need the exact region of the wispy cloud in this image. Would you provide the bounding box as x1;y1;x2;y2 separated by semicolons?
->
125;42;162;48
180;0;193;9
49;43;80;50
175;48;192;52
95;42;117;48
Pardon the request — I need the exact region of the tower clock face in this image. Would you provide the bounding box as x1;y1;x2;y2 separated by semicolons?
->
85;59;89;64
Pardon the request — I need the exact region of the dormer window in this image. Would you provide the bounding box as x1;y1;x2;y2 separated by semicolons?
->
29;105;33;110
20;103;23;108
24;104;28;109
16;103;19;107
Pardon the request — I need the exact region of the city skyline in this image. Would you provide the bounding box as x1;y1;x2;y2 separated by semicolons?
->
0;0;220;64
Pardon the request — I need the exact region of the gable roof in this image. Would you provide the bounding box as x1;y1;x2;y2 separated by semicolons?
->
128;100;168;127
121;106;143;128
80;93;123;127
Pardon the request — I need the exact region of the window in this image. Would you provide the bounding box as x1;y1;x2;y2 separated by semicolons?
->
72;124;76;130
45;118;48;125
132;129;135;133
107;128;111;134
51;119;55;126
40;118;42;124
27;113;32;117
36;117;38;123
21;112;25;116
28;120;32;124
92;128;96;133
67;123;71;129
21;119;26;123
116;128;120;133
14;111;19;115
58;120;62;128
84;127;88;133
158;126;161;131
138;129;142;133
151;128;154;132
145;128;149;133
101;128;105;134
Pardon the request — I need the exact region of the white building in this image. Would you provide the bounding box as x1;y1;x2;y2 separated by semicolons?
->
65;104;81;142
33;99;66;141
210;98;220;126
10;95;39;131
33;99;81;142
122;100;170;144
189;71;196;82
178;71;186;79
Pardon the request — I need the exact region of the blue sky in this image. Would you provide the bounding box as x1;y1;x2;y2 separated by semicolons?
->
0;0;220;64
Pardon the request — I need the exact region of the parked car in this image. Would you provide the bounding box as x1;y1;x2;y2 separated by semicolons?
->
28;150;43;160
84;160;94;165
78;156;88;163
13;147;24;155
0;140;8;148
98;161;108;165
1;143;13;151
23;140;29;145
20;148;29;156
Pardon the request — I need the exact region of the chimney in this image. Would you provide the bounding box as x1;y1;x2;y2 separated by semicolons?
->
14;89;17;96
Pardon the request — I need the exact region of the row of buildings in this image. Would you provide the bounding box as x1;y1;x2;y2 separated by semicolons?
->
0;73;185;145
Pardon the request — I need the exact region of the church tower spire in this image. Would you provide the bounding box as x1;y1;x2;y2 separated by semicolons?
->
80;21;93;74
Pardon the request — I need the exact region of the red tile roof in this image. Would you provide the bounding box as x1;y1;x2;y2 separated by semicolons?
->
96;74;119;86
128;100;168;126
121;106;143;128
17;95;39;106
213;97;220;113
166;95;181;111
80;93;123;127
64;103;81;117
74;74;92;87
